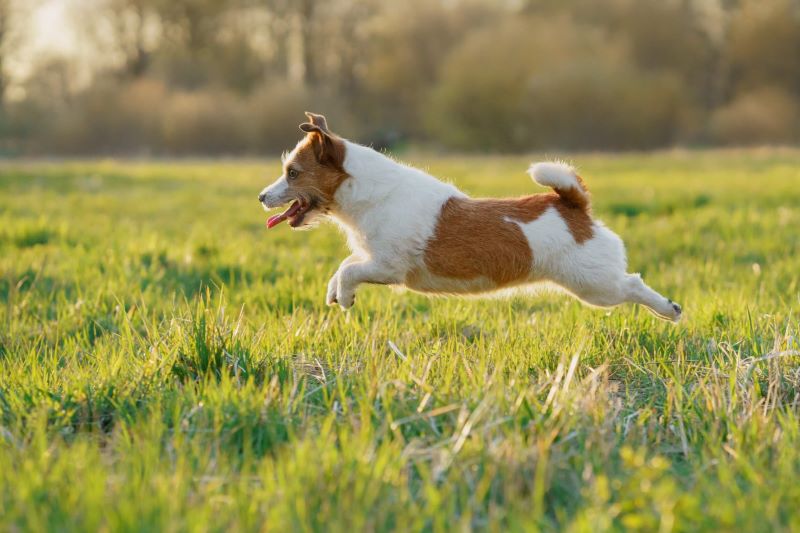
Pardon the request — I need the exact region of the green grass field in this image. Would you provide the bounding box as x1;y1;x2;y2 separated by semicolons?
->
1;151;799;531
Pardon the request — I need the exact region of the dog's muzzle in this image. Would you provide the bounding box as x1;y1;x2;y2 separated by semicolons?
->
258;176;291;208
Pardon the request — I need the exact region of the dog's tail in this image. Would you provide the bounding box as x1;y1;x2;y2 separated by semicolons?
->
527;161;590;211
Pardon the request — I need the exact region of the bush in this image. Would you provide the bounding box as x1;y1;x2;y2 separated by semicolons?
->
161;90;250;155
10;78;319;156
710;87;800;146
244;83;314;153
42;79;168;155
727;0;800;94
425;17;690;151
519;64;687;151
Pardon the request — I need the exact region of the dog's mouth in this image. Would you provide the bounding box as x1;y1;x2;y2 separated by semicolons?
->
266;199;314;229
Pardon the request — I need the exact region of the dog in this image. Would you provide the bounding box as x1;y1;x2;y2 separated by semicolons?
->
258;112;682;322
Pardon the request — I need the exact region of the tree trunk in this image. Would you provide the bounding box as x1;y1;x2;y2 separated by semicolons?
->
0;0;8;106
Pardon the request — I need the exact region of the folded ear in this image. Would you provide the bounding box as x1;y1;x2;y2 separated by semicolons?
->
305;112;329;132
300;112;331;136
299;122;324;135
299;112;342;165
299;116;343;168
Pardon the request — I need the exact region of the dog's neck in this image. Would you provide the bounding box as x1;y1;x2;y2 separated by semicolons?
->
328;141;406;230
326;140;463;256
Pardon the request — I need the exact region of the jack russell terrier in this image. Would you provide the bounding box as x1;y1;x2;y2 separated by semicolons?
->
258;112;682;321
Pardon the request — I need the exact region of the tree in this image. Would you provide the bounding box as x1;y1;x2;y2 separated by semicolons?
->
74;0;161;79
426;15;688;151
258;0;316;87
106;0;158;78
0;0;9;105
726;0;800;96
357;0;500;135
155;0;232;56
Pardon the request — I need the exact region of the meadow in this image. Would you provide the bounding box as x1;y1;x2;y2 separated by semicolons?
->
1;150;799;531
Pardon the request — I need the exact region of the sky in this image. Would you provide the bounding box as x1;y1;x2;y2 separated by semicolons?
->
6;0;88;97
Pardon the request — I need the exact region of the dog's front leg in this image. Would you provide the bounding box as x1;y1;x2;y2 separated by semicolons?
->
326;255;360;306
335;260;399;309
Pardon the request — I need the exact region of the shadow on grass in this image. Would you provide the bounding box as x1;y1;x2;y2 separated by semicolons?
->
607;193;711;218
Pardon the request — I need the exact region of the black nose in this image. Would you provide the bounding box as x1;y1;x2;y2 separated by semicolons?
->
258;193;266;203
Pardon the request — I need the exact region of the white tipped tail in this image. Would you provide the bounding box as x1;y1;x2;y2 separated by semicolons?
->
527;161;590;210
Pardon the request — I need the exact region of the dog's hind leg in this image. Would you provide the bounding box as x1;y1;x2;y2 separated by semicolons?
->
620;273;682;321
542;223;681;322
567;273;681;322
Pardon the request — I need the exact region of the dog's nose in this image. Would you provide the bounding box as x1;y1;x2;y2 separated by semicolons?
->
258;193;266;203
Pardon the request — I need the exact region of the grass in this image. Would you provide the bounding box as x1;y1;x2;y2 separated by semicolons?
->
0;150;799;531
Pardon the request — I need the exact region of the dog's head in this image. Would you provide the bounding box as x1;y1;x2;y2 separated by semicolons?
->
259;112;348;229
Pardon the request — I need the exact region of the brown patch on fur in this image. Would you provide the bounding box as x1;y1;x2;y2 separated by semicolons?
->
285;115;349;212
554;191;594;243
554;175;591;211
422;194;594;286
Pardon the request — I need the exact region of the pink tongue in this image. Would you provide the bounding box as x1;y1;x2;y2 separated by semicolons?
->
267;201;302;229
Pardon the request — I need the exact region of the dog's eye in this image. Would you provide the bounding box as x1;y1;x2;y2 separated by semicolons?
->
287;169;299;179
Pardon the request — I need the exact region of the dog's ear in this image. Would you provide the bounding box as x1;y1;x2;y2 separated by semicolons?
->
306;112;330;133
299;112;331;136
299;113;343;168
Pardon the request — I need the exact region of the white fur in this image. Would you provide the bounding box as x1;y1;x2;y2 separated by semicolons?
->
323;141;464;306
259;175;290;207
305;142;679;321
519;212;679;320
528;161;581;191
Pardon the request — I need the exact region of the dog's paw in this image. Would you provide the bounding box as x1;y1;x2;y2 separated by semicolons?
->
327;275;355;309
336;291;355;310
666;299;682;322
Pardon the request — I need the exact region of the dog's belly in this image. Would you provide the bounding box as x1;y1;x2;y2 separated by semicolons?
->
404;266;521;294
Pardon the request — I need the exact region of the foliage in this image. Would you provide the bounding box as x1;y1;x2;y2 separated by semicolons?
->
426;16;689;151
1;151;799;530
710;86;800;146
3;0;800;153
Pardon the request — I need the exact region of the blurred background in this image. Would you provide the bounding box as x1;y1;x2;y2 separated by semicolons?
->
0;0;799;156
